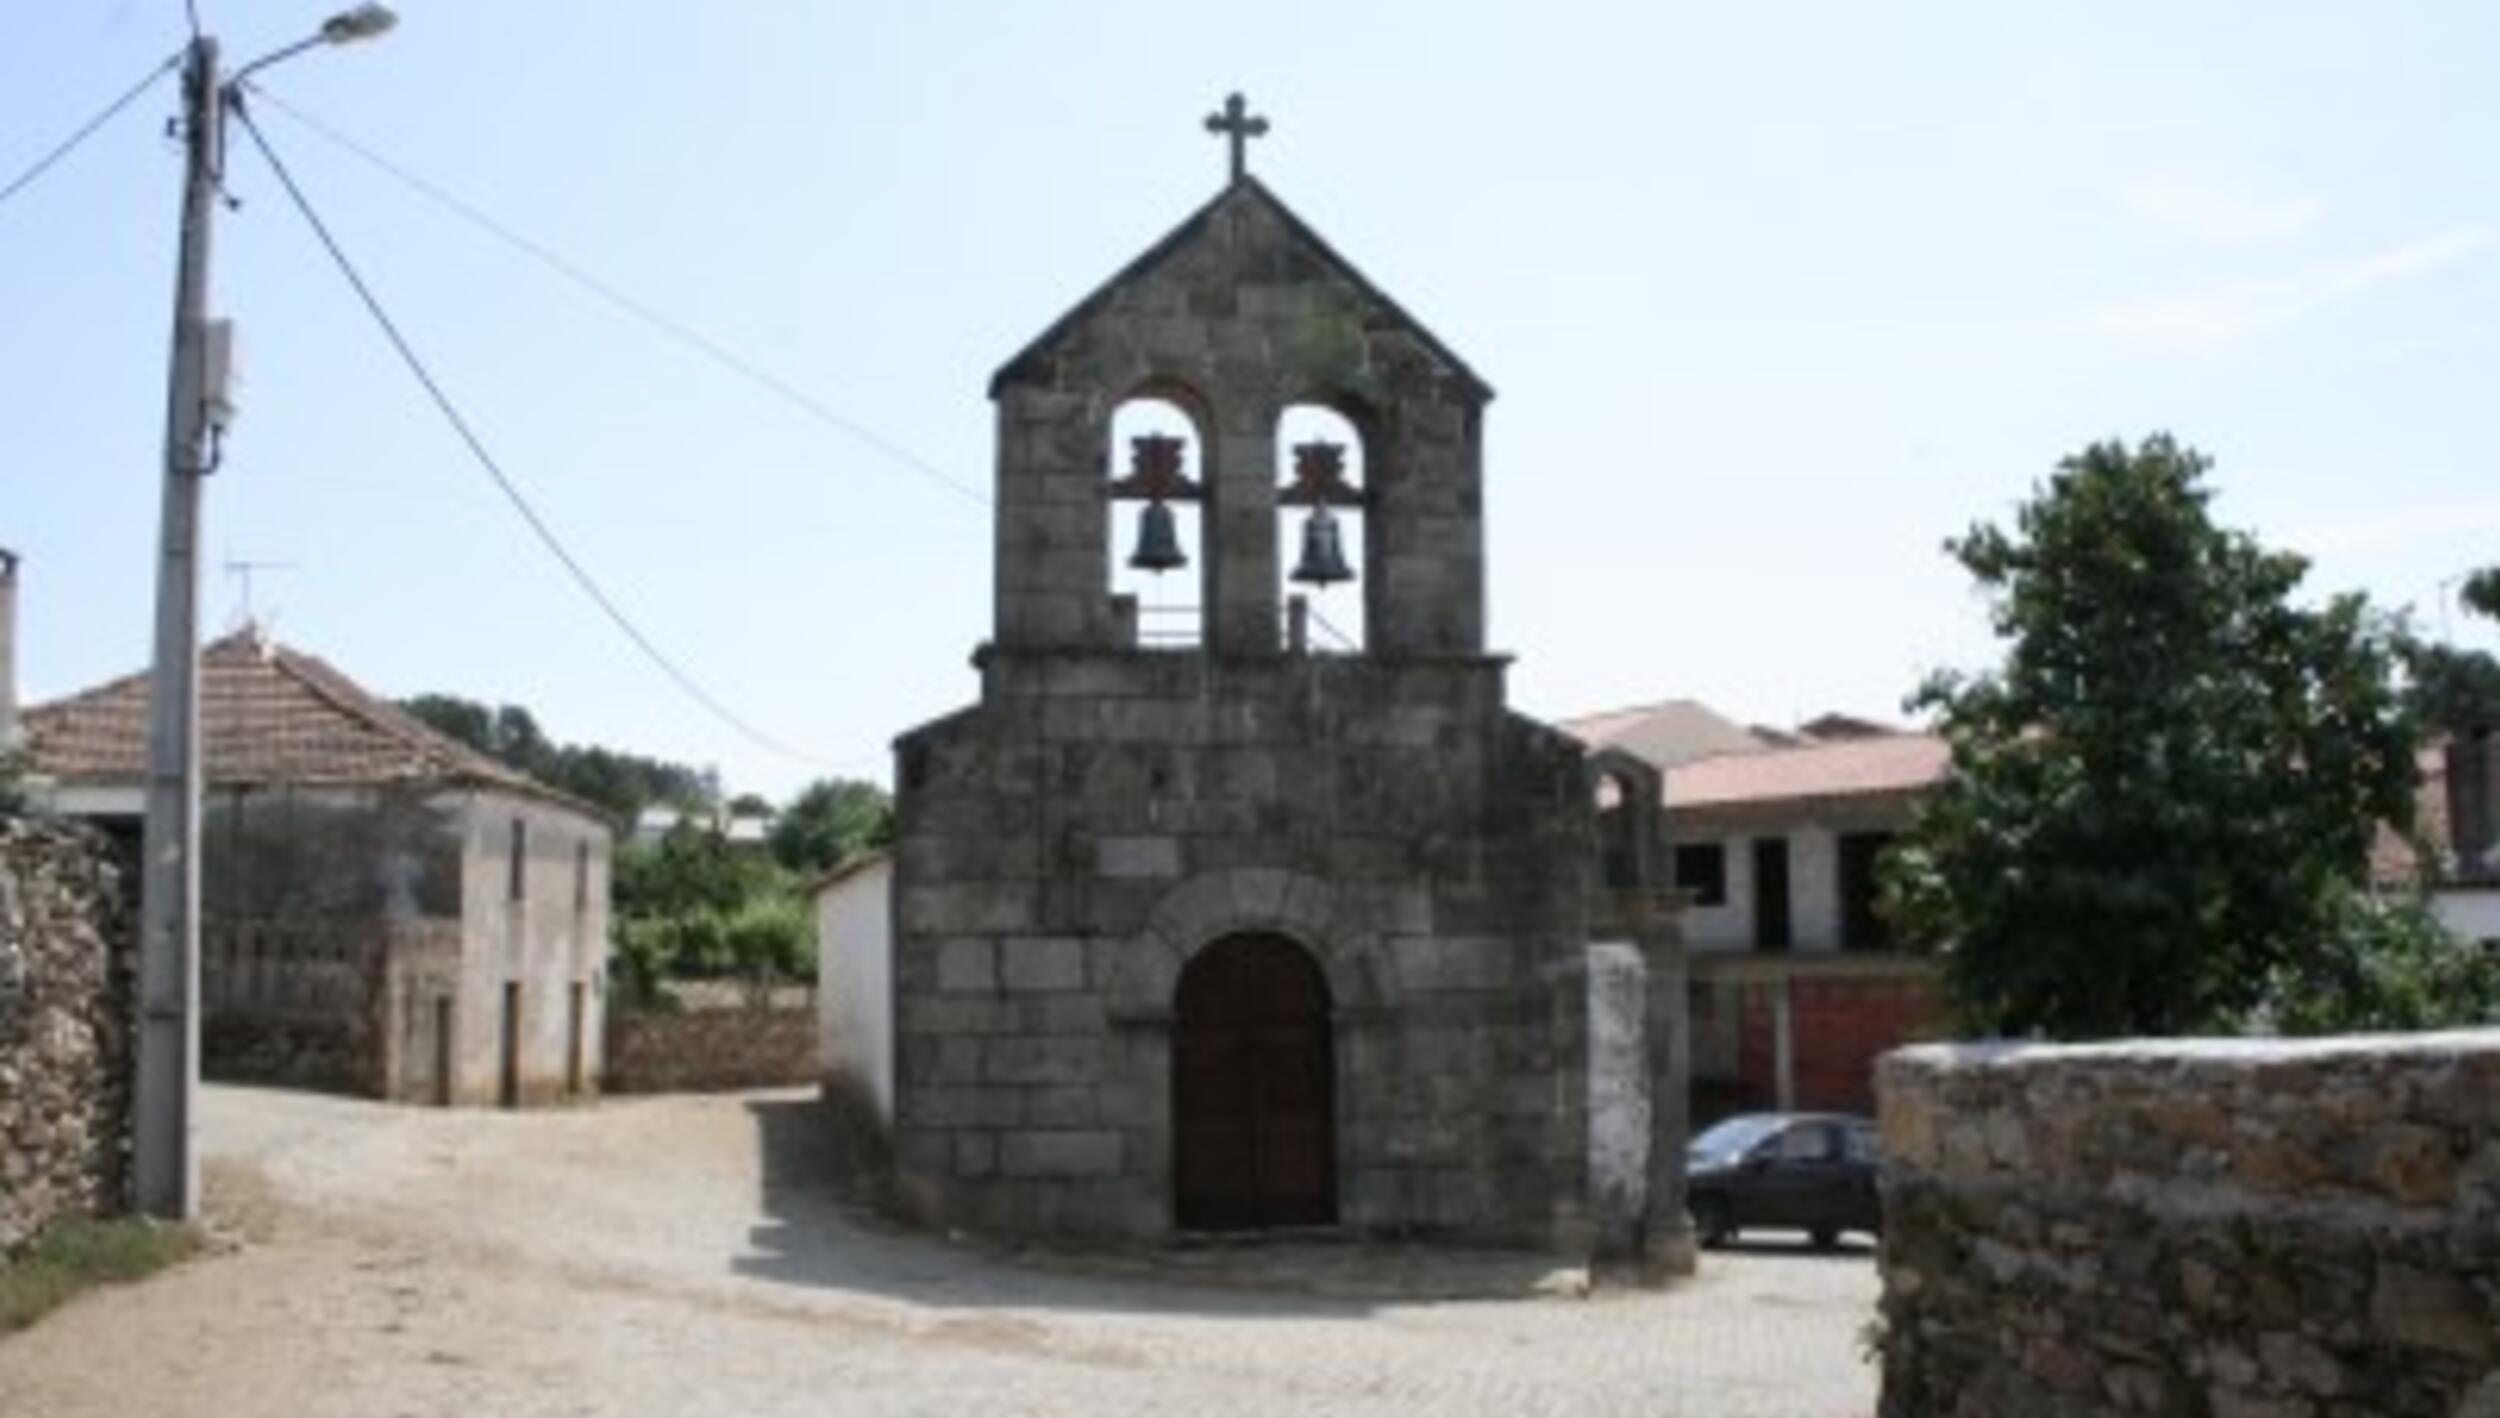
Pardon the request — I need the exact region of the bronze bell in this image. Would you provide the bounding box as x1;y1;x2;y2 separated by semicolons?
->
1290;506;1353;587
1128;500;1187;573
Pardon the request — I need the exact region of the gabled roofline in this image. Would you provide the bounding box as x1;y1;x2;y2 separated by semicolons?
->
987;175;1495;403
22;633;611;826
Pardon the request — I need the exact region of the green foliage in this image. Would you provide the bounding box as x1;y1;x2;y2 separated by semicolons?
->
767;777;893;876
2250;888;2500;1034
1886;435;2423;1039
2464;567;2500;623
2407;566;2500;733
0;1219;200;1334
2406;640;2500;734
610;823;815;1001
399;693;712;828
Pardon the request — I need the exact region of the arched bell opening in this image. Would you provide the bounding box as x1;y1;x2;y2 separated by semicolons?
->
1274;404;1366;654
1108;394;1208;649
1171;932;1337;1230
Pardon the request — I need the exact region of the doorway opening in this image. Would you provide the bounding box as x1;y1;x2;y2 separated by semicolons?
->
499;981;521;1108
1172;933;1336;1229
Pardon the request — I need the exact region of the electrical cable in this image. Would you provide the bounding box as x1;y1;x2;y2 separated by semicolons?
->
228;94;843;770
0;51;184;215
244;82;989;508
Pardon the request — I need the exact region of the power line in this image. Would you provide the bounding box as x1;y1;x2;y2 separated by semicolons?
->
245;82;990;508
228;95;842;771
0;52;183;215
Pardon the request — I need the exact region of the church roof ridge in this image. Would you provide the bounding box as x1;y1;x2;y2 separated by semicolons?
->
988;175;1495;404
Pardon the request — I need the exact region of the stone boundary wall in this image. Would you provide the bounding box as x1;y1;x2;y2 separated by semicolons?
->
1876;1032;2500;1418
604;1002;816;1093
0;819;137;1254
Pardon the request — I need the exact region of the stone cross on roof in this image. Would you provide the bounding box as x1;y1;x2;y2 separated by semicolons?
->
1204;91;1268;182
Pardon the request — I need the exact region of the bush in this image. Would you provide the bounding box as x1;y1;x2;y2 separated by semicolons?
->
2250;888;2500;1035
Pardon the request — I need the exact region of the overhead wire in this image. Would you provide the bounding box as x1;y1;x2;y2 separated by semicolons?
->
245;83;989;507
0;51;184;215
226;93;844;771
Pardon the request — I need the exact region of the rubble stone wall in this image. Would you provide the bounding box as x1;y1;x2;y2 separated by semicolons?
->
0;818;137;1254
1877;1032;2500;1418
605;1003;816;1094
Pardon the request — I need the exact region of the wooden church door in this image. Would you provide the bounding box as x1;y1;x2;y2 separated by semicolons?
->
1173;933;1336;1229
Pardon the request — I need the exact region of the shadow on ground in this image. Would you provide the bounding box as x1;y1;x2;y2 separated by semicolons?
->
1705;1236;1879;1260
732;1096;1592;1319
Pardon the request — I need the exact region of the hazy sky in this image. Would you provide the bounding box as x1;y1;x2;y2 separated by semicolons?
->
6;3;2496;801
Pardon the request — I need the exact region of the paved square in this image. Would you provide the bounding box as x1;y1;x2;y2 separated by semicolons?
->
0;1087;1877;1417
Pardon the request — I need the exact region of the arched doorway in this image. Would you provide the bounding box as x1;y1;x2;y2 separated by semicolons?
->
1172;933;1336;1229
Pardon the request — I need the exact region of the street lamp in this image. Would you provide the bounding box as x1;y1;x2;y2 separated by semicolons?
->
137;6;396;1223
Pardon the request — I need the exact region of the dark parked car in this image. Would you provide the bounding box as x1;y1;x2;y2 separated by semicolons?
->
1685;1112;1881;1249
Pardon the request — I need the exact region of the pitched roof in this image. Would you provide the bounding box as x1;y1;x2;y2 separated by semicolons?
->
988;175;1494;403
23;630;586;812
1666;733;1951;812
1558;698;1780;770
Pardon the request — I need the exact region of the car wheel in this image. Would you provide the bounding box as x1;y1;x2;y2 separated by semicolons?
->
1691;1197;1733;1249
1809;1226;1840;1251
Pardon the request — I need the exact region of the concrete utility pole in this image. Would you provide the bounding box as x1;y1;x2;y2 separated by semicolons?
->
135;32;222;1223
135;6;397;1222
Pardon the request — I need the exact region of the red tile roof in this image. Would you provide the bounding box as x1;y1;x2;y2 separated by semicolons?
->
1666;733;1951;811
24;630;576;808
1558;699;1779;769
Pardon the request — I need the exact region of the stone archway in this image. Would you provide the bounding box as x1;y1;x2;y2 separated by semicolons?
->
1172;933;1336;1229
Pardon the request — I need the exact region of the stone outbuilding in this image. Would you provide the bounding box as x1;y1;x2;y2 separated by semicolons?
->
23;629;611;1105
825;117;1690;1264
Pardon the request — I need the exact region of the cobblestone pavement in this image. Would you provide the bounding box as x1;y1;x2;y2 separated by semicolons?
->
0;1086;1878;1417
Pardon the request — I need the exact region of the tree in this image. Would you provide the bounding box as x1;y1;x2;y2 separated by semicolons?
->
1885;435;2423;1038
2464;567;2500;623
398;692;713;828
2407;565;2500;733
767;778;893;876
2250;886;2500;1034
610;822;816;1004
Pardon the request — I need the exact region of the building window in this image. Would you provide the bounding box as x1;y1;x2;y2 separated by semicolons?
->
1838;831;1897;952
1753;837;1792;950
574;840;590;911
508;818;526;900
1674;842;1727;906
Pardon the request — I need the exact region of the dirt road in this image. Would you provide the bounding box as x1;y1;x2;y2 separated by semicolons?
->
0;1085;1877;1417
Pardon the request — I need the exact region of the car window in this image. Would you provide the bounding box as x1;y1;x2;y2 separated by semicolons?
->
1774;1124;1838;1163
1845;1124;1881;1164
1691;1115;1786;1164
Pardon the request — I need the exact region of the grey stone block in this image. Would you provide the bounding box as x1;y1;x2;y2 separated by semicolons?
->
935;937;996;994
1000;1129;1123;1178
984;1035;1101;1085
1000;936;1085;992
1096;835;1181;880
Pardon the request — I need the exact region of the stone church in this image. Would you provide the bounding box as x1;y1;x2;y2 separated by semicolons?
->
827;99;1689;1266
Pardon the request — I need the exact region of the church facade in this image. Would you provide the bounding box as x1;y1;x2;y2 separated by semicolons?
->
854;109;1688;1260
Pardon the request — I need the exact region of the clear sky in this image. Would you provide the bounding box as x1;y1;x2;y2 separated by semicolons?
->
6;2;2496;802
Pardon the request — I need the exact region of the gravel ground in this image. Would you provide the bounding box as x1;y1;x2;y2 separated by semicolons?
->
0;1085;1878;1417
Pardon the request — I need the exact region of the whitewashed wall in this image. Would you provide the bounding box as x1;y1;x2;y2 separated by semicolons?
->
816;854;894;1121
